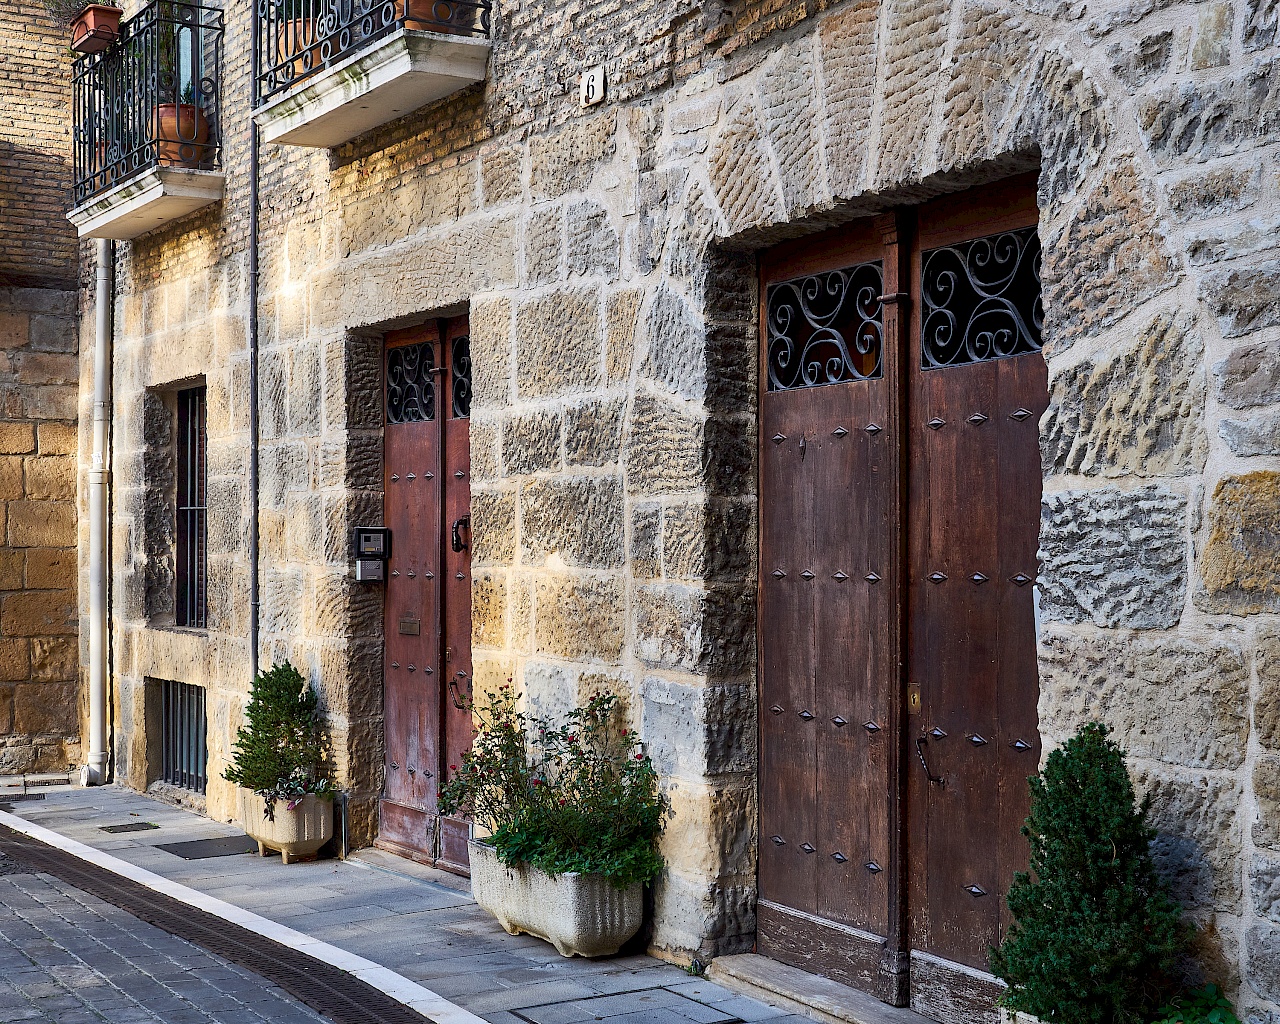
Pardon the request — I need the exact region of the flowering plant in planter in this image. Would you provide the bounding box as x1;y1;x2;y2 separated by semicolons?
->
439;685;669;888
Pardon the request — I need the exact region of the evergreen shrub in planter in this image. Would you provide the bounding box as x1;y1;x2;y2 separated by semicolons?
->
225;662;335;864
439;685;669;956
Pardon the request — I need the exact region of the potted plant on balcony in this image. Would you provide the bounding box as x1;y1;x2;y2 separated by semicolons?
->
225;662;336;865
150;5;211;168
155;83;211;167
439;686;669;958
274;0;325;82
47;0;123;55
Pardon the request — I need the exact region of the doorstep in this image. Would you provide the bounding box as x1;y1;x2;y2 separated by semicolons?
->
709;955;932;1024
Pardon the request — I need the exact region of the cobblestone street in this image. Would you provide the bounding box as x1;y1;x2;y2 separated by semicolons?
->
0;851;327;1024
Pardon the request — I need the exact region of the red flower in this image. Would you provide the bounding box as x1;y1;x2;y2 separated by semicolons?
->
449;764;457;771
635;754;644;760
558;799;566;806
532;779;543;786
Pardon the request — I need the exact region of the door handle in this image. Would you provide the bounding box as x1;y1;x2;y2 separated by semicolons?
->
451;515;470;552
448;678;471;711
915;735;946;787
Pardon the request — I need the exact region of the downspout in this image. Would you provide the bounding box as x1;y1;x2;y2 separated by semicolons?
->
87;237;113;785
248;54;260;682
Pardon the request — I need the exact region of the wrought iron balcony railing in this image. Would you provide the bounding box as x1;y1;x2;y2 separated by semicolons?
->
256;0;491;103
72;1;223;206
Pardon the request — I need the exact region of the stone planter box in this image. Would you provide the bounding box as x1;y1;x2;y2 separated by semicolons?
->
468;840;642;957
238;789;333;864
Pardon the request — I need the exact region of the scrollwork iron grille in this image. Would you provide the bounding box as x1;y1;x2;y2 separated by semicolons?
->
72;1;223;206
387;342;435;423
256;0;491;103
920;226;1043;370
451;334;471;418
766;262;885;391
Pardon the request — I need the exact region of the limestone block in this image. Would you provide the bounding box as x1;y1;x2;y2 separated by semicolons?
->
472;571;506;649
662;500;753;582
875;0;948;185
605;288;642;384
1200;472;1280;614
566;200;620;281
0;457;22;500
524;205;564;287
642;287;706;402
510;574;533;655
0;422;35;455
758;39;822;216
260;569;303;636
631;503;660;580
23;454;75;500
529;112;617;202
8;499;75;548
660;778;755;881
31;638;76;683
470;487;516;567
11;681;76;736
1042;157;1178;344
36;422;76;456
632;167;684;277
624;392;704;495
633;583;753;676
641;677;756;780
1220;412;1280;456
520;475;625;569
1252;851;1280;923
565;397;624;468
481;144;523;206
1135;764;1242;912
651;870;756;959
705;415;755;499
1200;260;1280;339
1041;313;1206;477
1107;31;1173;88
25;548;74;590
1245;0;1279;49
706;100;781;234
471;415;499;482
1214;340;1280;409
1139;58;1280;168
471;296;512;411
1165;161;1262;223
1257;626;1280;750
1038;485;1187;629
503;408;562;476
1038;628;1248;771
1255;753;1280;849
0;550;21;589
533;574;625;662
515;288;602;400
1190;3;1233;69
1245;923;1280;1002
0;640;29;682
287;344;322;435
819;0;880;197
939;2;1036;172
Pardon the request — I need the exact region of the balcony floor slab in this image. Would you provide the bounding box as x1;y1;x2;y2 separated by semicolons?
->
254;28;490;148
68;166;225;240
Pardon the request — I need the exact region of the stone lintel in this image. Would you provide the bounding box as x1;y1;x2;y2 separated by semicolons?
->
254;30;491;149
67;167;225;241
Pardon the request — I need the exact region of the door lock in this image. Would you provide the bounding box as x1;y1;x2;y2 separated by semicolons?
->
451;515;471;552
908;683;922;716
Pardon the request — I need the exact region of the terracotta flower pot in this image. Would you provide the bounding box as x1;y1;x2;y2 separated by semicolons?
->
276;18;324;81
238;789;334;864
69;3;122;54
405;0;478;35
154;103;211;167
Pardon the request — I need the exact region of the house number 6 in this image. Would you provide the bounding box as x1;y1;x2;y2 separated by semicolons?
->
579;66;606;109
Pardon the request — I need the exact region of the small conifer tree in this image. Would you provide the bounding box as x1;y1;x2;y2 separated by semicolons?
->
990;722;1185;1024
224;662;333;820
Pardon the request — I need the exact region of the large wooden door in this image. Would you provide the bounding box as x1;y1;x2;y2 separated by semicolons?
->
379;315;474;874
757;176;1045;1020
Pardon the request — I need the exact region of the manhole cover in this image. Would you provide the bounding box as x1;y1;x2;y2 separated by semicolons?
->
0;852;27;877
155;835;258;859
100;822;161;833
514;990;742;1024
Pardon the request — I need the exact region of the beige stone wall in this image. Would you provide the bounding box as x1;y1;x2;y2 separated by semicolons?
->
87;0;1280;1013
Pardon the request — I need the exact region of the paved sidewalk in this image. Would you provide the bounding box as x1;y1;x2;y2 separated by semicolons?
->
0;849;327;1024
0;788;804;1024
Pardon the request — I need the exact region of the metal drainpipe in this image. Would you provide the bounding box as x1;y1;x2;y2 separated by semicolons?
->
86;237;114;785
249;121;260;682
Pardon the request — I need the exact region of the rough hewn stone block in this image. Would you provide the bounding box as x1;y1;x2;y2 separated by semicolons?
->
7;499;74;548
36;421;75;455
1200;472;1280;614
481;144;523;206
472;571;506;649
758;40;822;215
605;288;642;385
566;200;619;281
565;397;624;468
634;583;753;676
641;677;756;779
707;100;781;233
0;456;22;500
515;288;602;400
663;500;753;582
23;454;74;499
625;393;704;495
529;112;616;202
1245;0;1279;49
11;680;76;735
1;591;74;637
875;0;948;185
520;476;624;569
524;205;563;287
1042;313;1206;477
1200;259;1280;339
470;296;512;411
25;547;73;590
30;637;75;682
0;422;35;455
533;574;625;661
1220;412;1280;456
1107;30;1172;88
0;639;29;681
819;0;879;197
1256;753;1280;850
470;488;516;567
1039;628;1248;770
1214;340;1280;409
1039;485;1187;628
503;409;562;476
1253;852;1280;923
1258;627;1280;751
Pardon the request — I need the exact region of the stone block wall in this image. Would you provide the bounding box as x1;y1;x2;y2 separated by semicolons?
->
82;0;1280;1014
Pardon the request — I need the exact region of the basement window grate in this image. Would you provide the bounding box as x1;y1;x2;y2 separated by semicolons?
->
162;679;208;794
176;386;208;629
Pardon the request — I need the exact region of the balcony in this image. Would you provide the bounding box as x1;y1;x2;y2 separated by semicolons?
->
68;1;224;240
253;0;491;149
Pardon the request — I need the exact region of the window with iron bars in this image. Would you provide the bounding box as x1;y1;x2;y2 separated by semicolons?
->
176;387;207;629
161;679;208;793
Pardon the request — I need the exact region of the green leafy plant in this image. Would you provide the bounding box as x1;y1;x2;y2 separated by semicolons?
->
989;722;1186;1024
1152;985;1242;1024
44;0;120;25
224;662;335;821
438;684;669;888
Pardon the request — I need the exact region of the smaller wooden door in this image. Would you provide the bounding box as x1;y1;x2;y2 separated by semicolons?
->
379;315;473;873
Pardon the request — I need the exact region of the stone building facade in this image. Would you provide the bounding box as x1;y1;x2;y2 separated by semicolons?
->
0;4;81;777
34;0;1280;1016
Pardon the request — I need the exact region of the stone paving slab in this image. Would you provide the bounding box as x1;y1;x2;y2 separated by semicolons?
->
3;788;814;1024
0;852;329;1024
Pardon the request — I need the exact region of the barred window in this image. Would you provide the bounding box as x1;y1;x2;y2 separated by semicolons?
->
176;387;207;629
